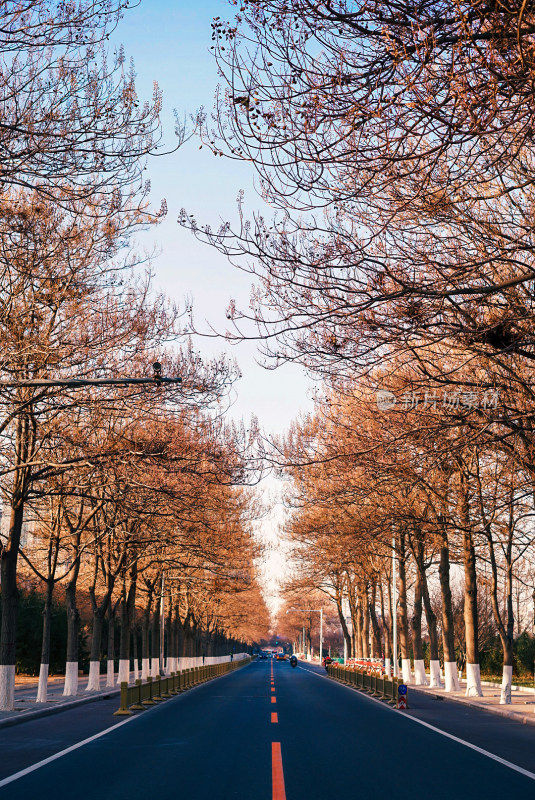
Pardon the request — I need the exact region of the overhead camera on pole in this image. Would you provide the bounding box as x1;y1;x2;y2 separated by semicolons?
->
0;362;181;389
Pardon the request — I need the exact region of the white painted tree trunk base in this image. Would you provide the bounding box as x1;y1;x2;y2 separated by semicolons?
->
133;660;139;682
63;662;79;696
86;661;101;691
117;659;129;685
429;660;443;688
36;663;49;703
141;658;150;680
151;657;159;678
0;665;16;711
384;658;391;678
167;657;177;674
413;659;428;685
106;661;115;688
444;661;460;692
500;665;513;705
401;659;413;684
465;662;483;697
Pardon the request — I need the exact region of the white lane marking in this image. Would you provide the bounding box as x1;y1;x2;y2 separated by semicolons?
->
0;717;134;788
297;666;535;782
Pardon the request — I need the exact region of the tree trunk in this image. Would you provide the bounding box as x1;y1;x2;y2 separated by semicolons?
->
360;584;370;659
151;602;160;677
379;579;392;675
369;581;382;658
175;600;183;667
334;591;352;658
87;586;113;692
64;571;80;696
127;564;138;680
36;578;54;703
410;558;427;685
501;556;514;704
132;622;139;681
439;526;459;691
0;500;25;711
141;594;152;680
0;412;32;711
106;606;115;687
347;581;359;658
486;524;514;704
87;610;104;691
397;532;412;684
459;475;482;697
420;564;442;688
168;603;177;673
117;588;130;684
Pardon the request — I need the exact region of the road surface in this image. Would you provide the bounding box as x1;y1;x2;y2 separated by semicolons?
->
0;659;534;798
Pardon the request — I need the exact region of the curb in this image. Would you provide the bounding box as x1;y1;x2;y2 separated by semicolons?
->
112;658;254;717
0;659;254;731
411;687;535;727
0;688;120;730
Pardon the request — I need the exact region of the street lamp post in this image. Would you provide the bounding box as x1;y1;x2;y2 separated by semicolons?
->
287;608;323;665
392;535;398;678
0;362;182;389
160;572;165;674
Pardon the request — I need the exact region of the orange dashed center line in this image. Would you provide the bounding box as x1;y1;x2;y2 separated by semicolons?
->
271;696;277;704
271;712;278;723
271;687;275;692
272;742;286;800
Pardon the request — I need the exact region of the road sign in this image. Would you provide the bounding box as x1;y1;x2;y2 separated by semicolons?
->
397;694;407;710
398;684;407;695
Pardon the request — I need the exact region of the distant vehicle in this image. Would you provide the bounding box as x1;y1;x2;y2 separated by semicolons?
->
276;653;286;661
290;655;297;668
259;652;268;659
322;656;333;669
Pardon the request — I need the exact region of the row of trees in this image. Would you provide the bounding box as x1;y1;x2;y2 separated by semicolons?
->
12;402;269;703
0;1;269;711
180;1;535;703
277;382;535;701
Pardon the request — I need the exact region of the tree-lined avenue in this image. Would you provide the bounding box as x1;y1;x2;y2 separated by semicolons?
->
0;660;533;799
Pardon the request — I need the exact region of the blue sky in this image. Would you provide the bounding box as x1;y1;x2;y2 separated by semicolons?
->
113;0;315;437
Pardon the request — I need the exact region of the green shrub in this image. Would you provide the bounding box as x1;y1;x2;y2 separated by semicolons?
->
515;632;535;677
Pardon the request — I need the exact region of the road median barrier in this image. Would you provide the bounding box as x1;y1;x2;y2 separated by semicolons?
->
326;664;408;709
114;657;252;716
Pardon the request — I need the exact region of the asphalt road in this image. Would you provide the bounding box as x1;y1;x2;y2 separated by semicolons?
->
1;659;534;799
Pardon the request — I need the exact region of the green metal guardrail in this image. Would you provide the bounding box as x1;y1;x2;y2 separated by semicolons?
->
326;664;408;708
114;657;252;716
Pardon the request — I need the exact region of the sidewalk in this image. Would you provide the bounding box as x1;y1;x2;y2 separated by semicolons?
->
0;675;120;730
411;679;535;726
